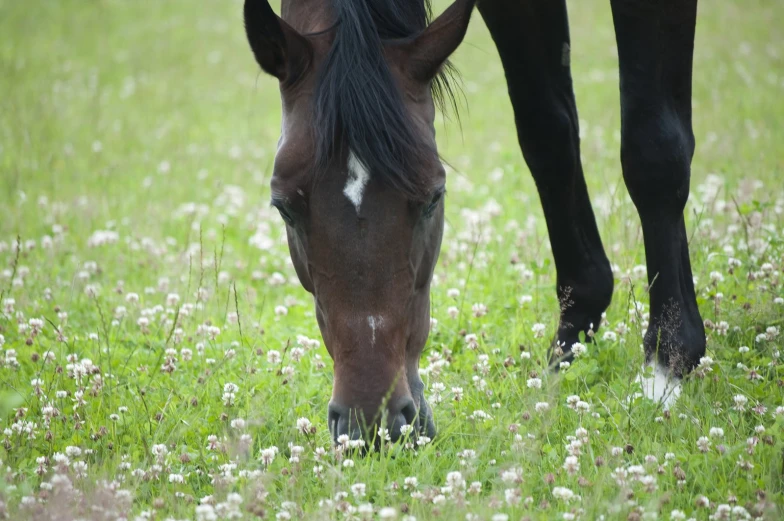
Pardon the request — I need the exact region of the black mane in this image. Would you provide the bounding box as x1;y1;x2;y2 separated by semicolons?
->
312;0;460;200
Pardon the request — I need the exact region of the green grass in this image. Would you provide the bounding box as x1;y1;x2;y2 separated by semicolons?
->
1;0;783;519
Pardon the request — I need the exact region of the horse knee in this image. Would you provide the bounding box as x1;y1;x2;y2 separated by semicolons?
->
515;100;579;183
620;107;694;215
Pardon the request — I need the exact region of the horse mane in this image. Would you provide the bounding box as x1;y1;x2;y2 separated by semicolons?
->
312;0;461;200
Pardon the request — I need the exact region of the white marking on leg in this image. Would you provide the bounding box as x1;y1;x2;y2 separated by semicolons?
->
344;151;369;214
635;362;681;409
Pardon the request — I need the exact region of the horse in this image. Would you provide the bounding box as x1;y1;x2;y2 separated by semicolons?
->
243;0;705;444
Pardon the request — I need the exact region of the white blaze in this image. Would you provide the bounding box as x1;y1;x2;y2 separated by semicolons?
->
344;151;369;214
635;362;681;408
367;315;383;348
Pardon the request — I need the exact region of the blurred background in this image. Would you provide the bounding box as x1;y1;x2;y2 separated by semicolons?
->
1;0;781;245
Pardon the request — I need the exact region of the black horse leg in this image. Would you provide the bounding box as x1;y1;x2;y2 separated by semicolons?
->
610;0;705;377
477;0;614;362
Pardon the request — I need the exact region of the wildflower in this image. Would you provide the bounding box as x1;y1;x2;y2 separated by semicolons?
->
535;402;550;412
350;483;366;498
151;444;168;461
696;437;711;453
416;436;432;446
563;455;580;475
168;473;185;484
472;303;488;317
733;394;748;411
259;446;278;466
552;486;576;502
500;468;522;484
526;377;542;389
532;323;546;338
571;342;587;357
709;427;724;438
296;417;313;435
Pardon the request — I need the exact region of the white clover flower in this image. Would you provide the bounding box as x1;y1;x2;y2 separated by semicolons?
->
552;486;576;502
350;482;366;498
563;455;579;475
531;323;546;338
296;417;312;434
472;303;488;317
526;377;542;389
571;342;587;357
259;446;278;465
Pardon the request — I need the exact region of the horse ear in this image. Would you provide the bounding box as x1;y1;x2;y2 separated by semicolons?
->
404;0;475;83
244;0;311;83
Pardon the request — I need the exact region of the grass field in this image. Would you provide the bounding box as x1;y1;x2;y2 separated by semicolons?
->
1;0;784;519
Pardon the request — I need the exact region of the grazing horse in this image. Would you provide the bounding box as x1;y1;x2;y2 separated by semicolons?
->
243;0;705;443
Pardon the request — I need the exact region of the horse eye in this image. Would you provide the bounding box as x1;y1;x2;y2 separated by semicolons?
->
271;199;295;225
423;189;444;217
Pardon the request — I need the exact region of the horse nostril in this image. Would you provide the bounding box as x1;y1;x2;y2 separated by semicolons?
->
388;398;418;442
328;402;351;442
400;400;418;426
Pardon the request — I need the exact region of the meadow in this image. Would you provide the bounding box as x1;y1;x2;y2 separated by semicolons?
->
1;0;783;519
